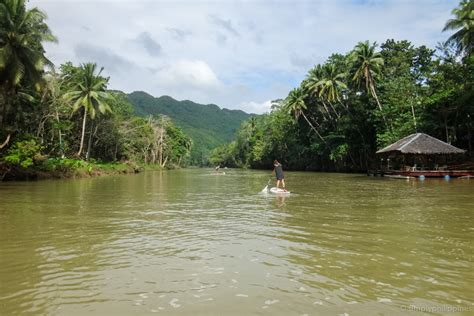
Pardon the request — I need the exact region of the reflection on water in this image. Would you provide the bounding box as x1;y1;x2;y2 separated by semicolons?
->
0;170;473;315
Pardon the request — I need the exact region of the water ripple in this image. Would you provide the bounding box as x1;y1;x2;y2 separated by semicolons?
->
1;170;473;315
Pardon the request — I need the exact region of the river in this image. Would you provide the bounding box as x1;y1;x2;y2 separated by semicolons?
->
0;169;473;315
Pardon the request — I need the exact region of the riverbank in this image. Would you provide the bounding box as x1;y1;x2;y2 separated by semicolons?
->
0;158;147;181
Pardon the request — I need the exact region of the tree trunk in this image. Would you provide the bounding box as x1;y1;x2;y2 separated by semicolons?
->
320;100;333;121
159;127;164;166
0;134;11;149
77;106;87;157
327;101;340;119
1;87;13;142
86;121;94;160
302;112;326;143
151;149;156;164
411;103;417;130
55;110;64;158
363;71;390;133
370;84;383;112
368;81;390;130
36;116;46;141
143;148;148;164
0;89;10;132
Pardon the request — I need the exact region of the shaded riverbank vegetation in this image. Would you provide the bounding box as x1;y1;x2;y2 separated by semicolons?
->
0;0;192;180
210;0;473;171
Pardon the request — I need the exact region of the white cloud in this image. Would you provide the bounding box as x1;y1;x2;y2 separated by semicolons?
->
238;100;272;114
30;0;458;113
157;60;221;88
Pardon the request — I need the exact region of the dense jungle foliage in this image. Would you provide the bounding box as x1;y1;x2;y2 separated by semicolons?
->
1;0;472;178
127;91;253;165
0;0;192;179
210;0;473;172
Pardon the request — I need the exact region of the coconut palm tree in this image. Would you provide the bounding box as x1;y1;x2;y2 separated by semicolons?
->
316;63;347;104
0;0;56;147
285;87;326;143
63;63;113;157
316;63;347;118
302;65;332;119
303;65;323;95
350;41;384;112
443;0;474;57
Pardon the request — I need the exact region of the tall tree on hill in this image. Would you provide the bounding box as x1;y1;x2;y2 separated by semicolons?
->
443;0;474;57
63;63;113;157
0;0;56;148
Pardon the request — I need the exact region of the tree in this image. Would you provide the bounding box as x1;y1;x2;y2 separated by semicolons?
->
0;0;56;147
285;88;326;143
443;0;474;57
316;63;347;118
350;41;384;112
63;63;113;157
316;63;347;103
303;65;333;120
165;120;192;166
37;72;69;156
303;65;323;95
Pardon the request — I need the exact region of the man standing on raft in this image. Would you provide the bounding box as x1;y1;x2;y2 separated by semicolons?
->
272;160;287;192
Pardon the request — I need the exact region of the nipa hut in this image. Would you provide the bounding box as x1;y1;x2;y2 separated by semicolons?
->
375;133;471;178
376;133;465;155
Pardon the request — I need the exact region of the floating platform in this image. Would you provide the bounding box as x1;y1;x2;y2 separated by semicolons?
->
369;169;474;178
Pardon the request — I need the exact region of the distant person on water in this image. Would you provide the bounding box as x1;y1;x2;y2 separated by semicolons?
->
272;160;287;191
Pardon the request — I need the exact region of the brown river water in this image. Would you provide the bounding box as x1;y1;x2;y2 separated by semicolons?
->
0;169;473;315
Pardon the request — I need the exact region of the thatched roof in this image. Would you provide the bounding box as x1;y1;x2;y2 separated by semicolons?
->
376;133;466;155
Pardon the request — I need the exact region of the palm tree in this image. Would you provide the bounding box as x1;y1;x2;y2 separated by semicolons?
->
316;63;347;118
316;63;347;103
0;0;56;146
63;63;113;157
443;0;474;57
303;65;323;94
285;88;326;143
302;65;332;119
350;41;384;112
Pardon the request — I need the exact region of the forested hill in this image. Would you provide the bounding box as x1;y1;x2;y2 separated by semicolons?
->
127;91;253;164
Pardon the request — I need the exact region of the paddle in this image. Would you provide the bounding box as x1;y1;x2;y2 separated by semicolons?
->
261;178;271;193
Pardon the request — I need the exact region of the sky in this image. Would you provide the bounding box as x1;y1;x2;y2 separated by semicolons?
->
30;0;459;114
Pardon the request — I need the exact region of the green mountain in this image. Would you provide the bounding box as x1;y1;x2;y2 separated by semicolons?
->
126;91;253;164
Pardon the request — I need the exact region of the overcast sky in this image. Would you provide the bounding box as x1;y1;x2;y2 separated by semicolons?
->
30;0;458;114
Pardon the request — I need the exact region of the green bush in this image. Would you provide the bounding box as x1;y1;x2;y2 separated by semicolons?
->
4;139;43;168
41;158;89;171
